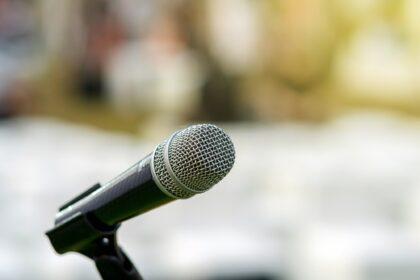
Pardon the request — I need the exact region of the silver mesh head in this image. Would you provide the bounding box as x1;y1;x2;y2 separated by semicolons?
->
151;124;235;199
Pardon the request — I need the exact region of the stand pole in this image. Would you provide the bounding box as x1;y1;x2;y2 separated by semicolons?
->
82;233;142;280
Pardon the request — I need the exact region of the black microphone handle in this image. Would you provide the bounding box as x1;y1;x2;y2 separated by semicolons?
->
55;154;174;226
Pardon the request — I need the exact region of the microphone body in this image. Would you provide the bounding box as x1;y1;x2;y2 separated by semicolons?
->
55;154;174;226
47;124;235;255
52;123;235;228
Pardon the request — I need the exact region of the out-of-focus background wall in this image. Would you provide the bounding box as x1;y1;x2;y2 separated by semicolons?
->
1;0;420;279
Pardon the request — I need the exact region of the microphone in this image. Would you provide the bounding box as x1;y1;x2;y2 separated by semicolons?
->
53;124;235;227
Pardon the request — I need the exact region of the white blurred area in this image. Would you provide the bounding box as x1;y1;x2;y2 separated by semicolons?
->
1;112;420;279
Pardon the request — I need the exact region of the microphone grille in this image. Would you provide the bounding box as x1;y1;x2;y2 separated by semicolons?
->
151;124;235;199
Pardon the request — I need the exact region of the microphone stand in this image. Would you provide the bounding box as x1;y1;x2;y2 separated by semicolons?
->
46;183;143;280
80;229;142;280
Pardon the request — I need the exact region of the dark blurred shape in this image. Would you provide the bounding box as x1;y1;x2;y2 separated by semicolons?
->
0;0;38;119
76;0;124;101
175;2;239;122
206;273;280;280
197;60;239;122
0;82;33;119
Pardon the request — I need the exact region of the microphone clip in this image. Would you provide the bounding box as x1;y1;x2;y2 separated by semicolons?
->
45;183;142;280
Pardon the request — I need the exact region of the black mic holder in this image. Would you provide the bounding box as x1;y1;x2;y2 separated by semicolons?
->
46;183;143;280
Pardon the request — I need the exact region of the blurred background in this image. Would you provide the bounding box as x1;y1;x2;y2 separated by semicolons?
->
1;0;420;279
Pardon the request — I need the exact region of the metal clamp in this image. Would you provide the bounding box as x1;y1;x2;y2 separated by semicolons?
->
46;183;142;280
